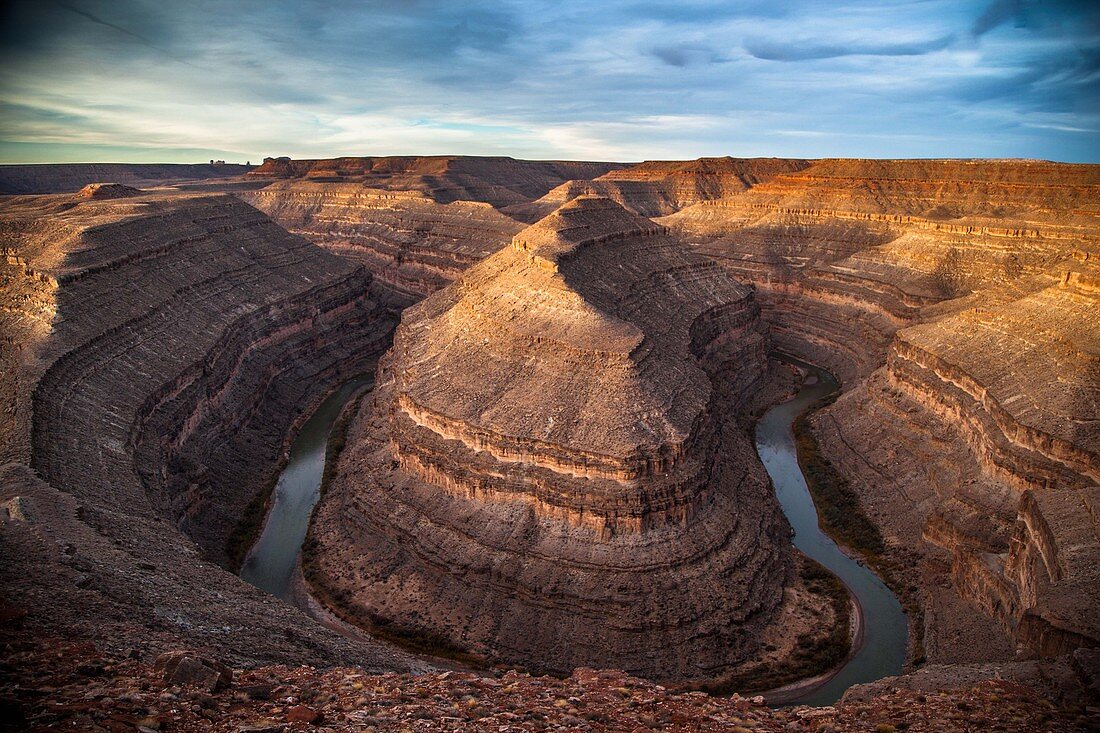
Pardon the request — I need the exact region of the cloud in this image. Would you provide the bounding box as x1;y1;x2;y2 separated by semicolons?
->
971;0;1024;37
744;34;956;62
648;44;729;67
0;0;1097;163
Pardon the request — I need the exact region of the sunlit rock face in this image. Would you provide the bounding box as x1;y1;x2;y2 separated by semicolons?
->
504;157;812;222
243;184;524;297
651;157;1100;662
306;196;793;680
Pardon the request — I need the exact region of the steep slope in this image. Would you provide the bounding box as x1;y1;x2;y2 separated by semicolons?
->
247;156;623;207
812;264;1099;658
241;183;524;296
505;157;811;221
1;186;418;669
665;158;1100;381
0;163;252;194
305;197;819;681
660;158;1100;663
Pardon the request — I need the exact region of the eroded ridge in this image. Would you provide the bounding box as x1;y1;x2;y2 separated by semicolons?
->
648;157;1099;665
306;196;798;680
1;187;417;669
242;184;523;297
505;157;812;221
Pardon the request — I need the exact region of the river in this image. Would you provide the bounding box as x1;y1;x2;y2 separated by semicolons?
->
243;363;906;704
240;374;372;601
755;357;907;705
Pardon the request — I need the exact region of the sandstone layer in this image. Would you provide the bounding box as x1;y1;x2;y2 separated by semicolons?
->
664;158;1100;381
306;196;798;680
247;156;622;207
242;183;523;297
1;187;419;669
653;158;1100;664
0;163;252;194
505;157;811;222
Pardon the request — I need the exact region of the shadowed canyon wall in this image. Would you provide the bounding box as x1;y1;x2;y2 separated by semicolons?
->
1;186;419;669
0;163;253;194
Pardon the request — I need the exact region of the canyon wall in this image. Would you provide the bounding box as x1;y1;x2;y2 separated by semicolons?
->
0;186;419;669
247;155;623;207
663;158;1100;383
0;163;252;194
305;197;815;681
241;183;523;297
505;157;811;221
653;159;1099;662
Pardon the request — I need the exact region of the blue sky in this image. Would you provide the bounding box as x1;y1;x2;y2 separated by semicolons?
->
0;0;1097;163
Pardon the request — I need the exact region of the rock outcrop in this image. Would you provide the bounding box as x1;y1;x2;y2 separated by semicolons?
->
305;196;800;680
241;183;523;296
247;156;623;207
1;188;419;669
0;163;252;194
505;157;811;221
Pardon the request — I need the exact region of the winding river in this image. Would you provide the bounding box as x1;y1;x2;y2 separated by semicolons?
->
240;374;372;601
755;357;907;705
243;361;906;705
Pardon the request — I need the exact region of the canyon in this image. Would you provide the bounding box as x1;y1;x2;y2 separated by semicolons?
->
2;155;1097;730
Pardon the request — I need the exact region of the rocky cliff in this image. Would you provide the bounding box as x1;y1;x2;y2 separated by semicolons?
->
651;158;1099;663
304;196;821;681
247;155;622;207
1;186;419;669
505;157;811;221
664;159;1100;382
0;163;252;194
241;183;523;296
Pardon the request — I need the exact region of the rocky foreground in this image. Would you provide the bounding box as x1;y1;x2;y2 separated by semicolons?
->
2;632;1089;732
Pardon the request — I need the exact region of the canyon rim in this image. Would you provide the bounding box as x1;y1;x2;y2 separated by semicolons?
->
2;1;1099;731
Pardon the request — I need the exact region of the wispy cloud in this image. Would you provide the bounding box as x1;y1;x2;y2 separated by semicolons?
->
0;0;1097;163
744;34;956;61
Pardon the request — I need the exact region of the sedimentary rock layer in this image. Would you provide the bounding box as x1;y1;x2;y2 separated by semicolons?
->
636;158;1100;663
242;183;523;296
0;163;252;194
665;158;1100;381
506;157;811;221
815;265;1099;655
247;155;623;207
1;187;418;669
307;196;793;679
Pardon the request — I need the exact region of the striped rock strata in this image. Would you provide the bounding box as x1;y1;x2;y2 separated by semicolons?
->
306;197;795;680
1;187;418;669
242;183;523;297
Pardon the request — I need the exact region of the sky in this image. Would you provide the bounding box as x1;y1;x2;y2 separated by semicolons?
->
0;0;1097;163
